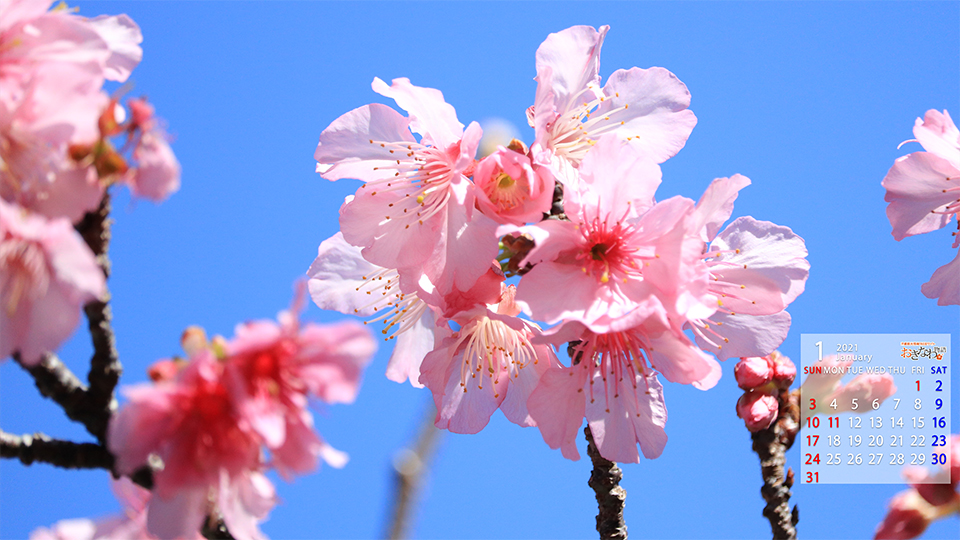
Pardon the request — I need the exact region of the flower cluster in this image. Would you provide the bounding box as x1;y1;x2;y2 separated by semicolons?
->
874;434;959;539
882;109;960;305
309;25;809;463
107;288;376;540
734;351;796;432
1;0;180;366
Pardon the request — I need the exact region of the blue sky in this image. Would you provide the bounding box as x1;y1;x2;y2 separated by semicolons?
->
2;1;959;539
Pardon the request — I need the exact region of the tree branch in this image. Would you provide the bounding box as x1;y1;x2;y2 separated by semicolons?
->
75;193;122;443
383;401;443;540
1;430;114;470
585;425;628;540
751;389;800;540
11;352;110;436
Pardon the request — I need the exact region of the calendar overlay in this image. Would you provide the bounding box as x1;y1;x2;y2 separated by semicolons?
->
799;334;951;484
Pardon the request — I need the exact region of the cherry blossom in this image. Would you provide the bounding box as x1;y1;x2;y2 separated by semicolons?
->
1;198;105;364
529;25;697;181
472;144;555;226
108;348;271;540
225;283;376;477
527;322;670;462
418;284;558;433
882;109;960;305
0;0;143;221
315;77;498;294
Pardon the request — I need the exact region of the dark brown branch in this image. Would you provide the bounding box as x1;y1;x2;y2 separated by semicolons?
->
75;193;122;443
11;352;110;436
750;389;800;540
384;401;443;540
585;425;628;540
1;430;113;470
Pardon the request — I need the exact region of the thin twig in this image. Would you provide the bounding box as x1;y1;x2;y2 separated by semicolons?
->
75;193;122;443
383;401;443;540
585;425;628;540
1;430;114;470
751;389;800;539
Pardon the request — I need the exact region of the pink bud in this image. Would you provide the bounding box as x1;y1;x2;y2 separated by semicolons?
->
874;490;933;540
771;352;796;389
734;356;773;390
128;97;155;129
736;392;778;432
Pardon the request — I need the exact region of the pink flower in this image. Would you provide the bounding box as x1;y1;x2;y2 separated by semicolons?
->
315;77;498;295
307;232;435;387
874;490;936;540
472;145;554;225
875;434;960;539
0;62;106;221
1;198;105;364
734;356;773;390
687;177;809;360
122;98;180;202
417;284;559;434
1;0;143;221
511;136;674;332
107;349;271;540
29;477;205;540
736;391;778;433
225;283;376;477
527;323;671;462
882;109;960;305
529;25;697;180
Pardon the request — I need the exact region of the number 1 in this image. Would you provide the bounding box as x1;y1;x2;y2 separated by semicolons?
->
815;341;822;361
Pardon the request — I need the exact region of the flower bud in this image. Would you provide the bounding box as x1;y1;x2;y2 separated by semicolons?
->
771;351;797;389
734;356;773;390
874;490;934;540
736;392;778;432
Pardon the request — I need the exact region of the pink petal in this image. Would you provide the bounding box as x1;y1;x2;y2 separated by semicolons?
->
314;103;416;181
371;77;464;148
596;67;698;163
644;328;721;389
534;25;608;116
693;310;792;361
587;371;667;462
86;14;143;82
145;486;208;540
920;248;960;306
527;365;587;461
571;134;662;218
693;174;752;242
913;109;960;168
498;342;557;427
882;152;960;240
711;216;810;309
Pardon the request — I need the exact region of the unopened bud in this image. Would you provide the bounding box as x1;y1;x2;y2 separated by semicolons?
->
506;138;529;155
735;356;773;390
771;351;797;389
180;326;209;357
874;490;934;540
147;358;184;382
736;391;778;433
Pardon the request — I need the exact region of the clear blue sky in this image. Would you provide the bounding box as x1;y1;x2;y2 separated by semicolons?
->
2;2;958;539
